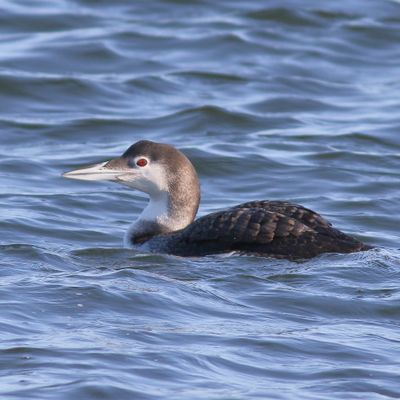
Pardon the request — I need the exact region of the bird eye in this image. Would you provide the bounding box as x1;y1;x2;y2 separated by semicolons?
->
136;158;148;167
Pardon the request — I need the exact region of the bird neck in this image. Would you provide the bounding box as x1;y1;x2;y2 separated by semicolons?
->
124;184;200;247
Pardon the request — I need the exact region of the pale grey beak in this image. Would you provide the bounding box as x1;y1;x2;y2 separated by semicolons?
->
62;157;131;181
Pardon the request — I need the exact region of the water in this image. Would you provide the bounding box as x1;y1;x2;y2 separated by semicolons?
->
1;0;400;398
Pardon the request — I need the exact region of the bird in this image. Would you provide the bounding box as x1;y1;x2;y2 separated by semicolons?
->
63;140;371;259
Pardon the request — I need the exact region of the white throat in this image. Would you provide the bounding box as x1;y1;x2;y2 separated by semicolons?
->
123;192;188;248
140;193;170;223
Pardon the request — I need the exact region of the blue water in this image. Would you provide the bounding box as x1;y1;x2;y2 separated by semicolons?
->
1;0;400;398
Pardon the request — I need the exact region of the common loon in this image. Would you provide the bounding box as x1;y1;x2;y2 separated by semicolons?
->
63;140;371;259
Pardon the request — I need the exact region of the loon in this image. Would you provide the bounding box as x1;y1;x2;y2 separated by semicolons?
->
63;140;371;259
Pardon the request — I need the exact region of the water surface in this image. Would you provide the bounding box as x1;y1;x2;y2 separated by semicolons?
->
1;0;400;399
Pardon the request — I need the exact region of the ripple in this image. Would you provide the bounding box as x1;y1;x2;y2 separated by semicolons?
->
245;96;344;114
1;1;400;399
245;7;321;27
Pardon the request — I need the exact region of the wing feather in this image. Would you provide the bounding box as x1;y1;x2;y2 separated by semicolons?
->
165;201;368;259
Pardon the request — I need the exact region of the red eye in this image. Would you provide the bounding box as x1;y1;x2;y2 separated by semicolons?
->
136;158;148;167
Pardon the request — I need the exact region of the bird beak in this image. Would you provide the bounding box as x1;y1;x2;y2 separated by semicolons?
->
62;157;132;181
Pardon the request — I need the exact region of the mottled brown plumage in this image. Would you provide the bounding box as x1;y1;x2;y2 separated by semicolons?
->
156;201;370;259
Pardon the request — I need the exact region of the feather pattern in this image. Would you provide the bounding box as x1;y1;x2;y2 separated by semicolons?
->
142;201;371;259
